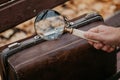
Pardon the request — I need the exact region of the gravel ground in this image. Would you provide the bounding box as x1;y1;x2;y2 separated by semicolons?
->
0;0;120;47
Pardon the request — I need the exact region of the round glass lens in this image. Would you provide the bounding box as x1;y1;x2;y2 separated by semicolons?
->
35;10;66;40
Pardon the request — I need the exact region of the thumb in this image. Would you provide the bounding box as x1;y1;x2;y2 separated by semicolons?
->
84;31;103;41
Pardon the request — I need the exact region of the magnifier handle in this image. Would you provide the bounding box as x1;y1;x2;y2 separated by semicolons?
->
72;29;99;43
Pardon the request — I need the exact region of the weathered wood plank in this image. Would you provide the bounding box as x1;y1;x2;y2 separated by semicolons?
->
0;0;68;32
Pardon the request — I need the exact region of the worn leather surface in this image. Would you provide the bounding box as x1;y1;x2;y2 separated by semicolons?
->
7;21;116;80
105;11;120;27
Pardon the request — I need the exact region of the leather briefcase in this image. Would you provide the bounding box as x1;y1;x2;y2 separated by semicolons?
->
0;12;117;80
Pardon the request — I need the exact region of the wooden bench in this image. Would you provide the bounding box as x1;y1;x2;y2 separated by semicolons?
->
0;0;67;32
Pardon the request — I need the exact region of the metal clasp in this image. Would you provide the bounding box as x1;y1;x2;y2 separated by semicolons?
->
8;42;20;49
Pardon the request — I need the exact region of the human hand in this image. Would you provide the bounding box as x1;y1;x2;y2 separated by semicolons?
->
84;25;120;53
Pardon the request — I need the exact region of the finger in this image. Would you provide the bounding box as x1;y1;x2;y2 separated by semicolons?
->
84;32;103;41
107;47;115;53
89;27;99;33
89;25;105;32
101;45;111;52
93;43;104;49
101;45;115;53
88;41;94;45
95;43;104;49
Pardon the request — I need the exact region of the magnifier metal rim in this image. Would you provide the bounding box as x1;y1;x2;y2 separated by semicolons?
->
34;9;67;40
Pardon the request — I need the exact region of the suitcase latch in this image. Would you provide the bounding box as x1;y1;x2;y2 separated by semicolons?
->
8;42;21;49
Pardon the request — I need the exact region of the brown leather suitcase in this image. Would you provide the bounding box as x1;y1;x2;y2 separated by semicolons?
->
0;12;117;80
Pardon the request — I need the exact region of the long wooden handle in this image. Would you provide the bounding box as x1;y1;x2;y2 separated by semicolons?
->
72;29;99;43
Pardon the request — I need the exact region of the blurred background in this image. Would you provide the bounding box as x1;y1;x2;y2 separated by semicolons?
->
0;0;120;47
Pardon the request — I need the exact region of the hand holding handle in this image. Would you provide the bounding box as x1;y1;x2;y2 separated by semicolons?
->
72;29;99;43
65;28;99;43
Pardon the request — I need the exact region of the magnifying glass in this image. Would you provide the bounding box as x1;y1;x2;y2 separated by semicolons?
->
34;10;98;42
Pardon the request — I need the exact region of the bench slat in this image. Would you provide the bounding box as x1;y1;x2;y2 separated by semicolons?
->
0;0;68;33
